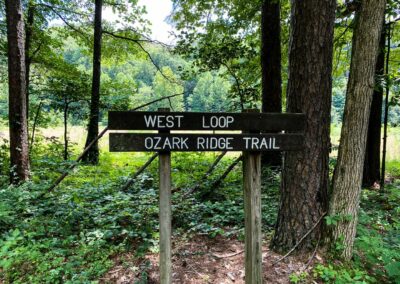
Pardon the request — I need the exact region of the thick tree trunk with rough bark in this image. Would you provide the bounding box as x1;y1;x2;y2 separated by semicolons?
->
329;0;386;260
261;0;282;167
83;0;102;164
25;1;35;122
5;0;31;183
271;0;335;253
362;30;385;187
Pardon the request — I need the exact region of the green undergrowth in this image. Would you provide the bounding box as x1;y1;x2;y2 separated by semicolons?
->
1;136;399;283
0;136;280;283
309;180;400;284
387;160;400;179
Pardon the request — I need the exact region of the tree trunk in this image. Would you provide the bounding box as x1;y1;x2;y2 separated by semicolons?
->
261;0;282;167
362;29;385;188
82;0;102;164
5;0;30;184
64;98;69;161
25;1;35;122
271;0;336;253
30;101;42;146
381;23;392;189
328;0;386;260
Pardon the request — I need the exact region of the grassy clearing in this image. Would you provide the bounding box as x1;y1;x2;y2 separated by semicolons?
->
331;125;400;161
387;160;400;178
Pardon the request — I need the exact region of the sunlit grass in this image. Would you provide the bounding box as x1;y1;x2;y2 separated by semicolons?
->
331;125;400;161
0;124;399;177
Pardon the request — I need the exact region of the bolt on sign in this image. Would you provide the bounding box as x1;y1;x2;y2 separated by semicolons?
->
108;109;305;284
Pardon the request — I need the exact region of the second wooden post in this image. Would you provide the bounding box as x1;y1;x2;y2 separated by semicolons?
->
158;108;172;284
243;109;262;284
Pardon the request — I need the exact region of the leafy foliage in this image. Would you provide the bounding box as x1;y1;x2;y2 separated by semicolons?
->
314;182;400;284
0;137;281;282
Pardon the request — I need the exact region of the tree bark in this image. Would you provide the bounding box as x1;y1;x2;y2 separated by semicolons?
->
381;23;391;189
362;29;385;187
5;0;31;184
25;1;35;122
83;0;102;164
329;0;386;260
261;0;282;167
64;97;69;161
271;0;335;253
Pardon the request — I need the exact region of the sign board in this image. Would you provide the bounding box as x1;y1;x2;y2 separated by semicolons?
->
108;109;306;284
110;133;304;152
108;111;305;131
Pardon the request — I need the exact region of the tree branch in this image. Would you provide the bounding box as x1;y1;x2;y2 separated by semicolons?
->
386;17;400;25
43;4;89;41
272;213;326;265
36;3;89;17
102;30;181;85
221;62;245;111
121;153;159;191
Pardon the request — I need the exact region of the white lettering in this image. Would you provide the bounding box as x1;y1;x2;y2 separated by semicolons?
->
243;137;252;148
251;138;259;150
260;138;269;149
144;115;157;127
145;137;153;149
226;116;234;127
210;117;218;128
210;137;218;149
154;137;162;149
176;116;184;128
197;137;205;149
145;115;186;129
181;137;189;149
202;116;210;128
202;116;235;129
226;137;233;150
196;137;235;150
163;137;172;149
272;138;280;149
172;137;180;149
157;115;165;128
166;116;174;128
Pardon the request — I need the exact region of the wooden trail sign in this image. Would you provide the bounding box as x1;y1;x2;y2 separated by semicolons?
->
110;133;304;152
108;109;305;284
108;111;305;131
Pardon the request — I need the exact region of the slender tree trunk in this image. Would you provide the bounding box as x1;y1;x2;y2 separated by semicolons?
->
83;0;102;164
271;0;336;253
30;100;42;146
362;29;385;187
5;0;30;184
261;0;282;167
381;23;391;189
328;0;386;260
64;98;69;161
25;1;35;122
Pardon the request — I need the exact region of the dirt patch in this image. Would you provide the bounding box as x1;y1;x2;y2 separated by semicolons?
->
101;235;320;283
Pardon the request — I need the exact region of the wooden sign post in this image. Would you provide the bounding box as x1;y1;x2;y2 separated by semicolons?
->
158;109;172;284
108;109;305;284
243;109;262;283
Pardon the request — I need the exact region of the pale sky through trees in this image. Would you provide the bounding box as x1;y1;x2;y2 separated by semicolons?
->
103;0;174;43
139;0;174;43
